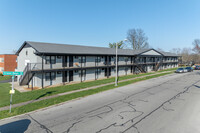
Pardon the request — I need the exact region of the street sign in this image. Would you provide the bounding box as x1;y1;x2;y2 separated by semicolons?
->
3;71;23;75
2;71;23;113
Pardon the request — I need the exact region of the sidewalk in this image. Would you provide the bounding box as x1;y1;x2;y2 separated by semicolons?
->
0;71;173;111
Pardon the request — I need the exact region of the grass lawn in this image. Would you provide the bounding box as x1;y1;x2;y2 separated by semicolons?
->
0;71;173;119
0;68;176;108
0;76;11;81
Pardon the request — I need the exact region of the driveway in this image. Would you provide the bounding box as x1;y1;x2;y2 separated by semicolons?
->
1;71;200;133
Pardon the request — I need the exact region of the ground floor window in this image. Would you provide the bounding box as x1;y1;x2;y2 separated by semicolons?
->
79;69;86;77
45;72;56;81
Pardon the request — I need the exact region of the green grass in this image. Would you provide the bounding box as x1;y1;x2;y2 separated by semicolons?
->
0;68;175;108
157;67;177;72
0;71;165;108
0;72;173;119
0;76;11;81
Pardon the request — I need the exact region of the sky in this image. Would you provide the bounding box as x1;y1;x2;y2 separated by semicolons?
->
0;0;200;54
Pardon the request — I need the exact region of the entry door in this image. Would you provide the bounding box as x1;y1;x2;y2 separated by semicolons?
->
105;56;107;65
104;68;107;77
109;68;111;76
63;56;68;67
109;56;111;65
69;70;73;82
69;56;73;67
63;71;67;82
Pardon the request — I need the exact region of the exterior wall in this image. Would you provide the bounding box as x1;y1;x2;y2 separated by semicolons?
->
86;69;96;80
0;54;17;73
0;55;4;73
32;72;63;87
118;67;126;76
4;55;17;71
141;50;161;56
85;56;95;67
17;45;179;88
17;46;37;72
34;56;63;70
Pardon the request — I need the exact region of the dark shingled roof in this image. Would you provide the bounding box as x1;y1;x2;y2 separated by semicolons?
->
16;41;179;57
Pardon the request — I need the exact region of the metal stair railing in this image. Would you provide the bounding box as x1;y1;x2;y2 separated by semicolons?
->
19;63;29;84
19;63;42;85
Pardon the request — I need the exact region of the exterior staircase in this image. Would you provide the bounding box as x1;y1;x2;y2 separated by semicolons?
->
136;64;146;73
19;63;36;85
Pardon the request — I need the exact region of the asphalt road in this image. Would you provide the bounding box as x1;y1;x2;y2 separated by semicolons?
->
1;71;200;133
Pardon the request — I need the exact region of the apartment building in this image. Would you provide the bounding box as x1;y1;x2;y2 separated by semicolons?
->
16;41;179;88
0;54;17;73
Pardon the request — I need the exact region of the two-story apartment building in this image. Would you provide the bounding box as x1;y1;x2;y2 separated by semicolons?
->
16;41;179;88
0;54;17;73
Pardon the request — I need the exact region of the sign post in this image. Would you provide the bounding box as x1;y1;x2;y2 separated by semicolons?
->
3;71;23;113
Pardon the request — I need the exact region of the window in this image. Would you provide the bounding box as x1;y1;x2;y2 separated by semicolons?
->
79;70;86;77
79;56;86;63
46;56;56;64
57;71;61;74
95;69;101;75
45;72;56;81
51;56;56;64
46;56;50;64
96;56;101;62
51;72;56;80
57;56;61;59
0;58;4;63
26;51;28;56
45;72;50;81
125;57;128;62
82;56;86;63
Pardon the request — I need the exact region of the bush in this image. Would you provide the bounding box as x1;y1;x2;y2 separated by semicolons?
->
0;73;3;76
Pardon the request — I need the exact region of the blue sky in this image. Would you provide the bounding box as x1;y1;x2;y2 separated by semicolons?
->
0;0;200;54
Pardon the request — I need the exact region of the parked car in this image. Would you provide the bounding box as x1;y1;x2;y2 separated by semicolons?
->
175;68;187;73
194;65;200;70
185;67;193;72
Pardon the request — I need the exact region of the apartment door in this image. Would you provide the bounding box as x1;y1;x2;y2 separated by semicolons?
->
62;71;67;82
104;68;107;77
69;70;73;82
105;56;107;65
109;56;111;65
63;56;68;67
109;68;111;76
69;56;73;67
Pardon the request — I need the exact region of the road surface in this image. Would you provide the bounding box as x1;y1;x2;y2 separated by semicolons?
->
1;71;200;133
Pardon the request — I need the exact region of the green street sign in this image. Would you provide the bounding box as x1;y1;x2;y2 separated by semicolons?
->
3;71;23;75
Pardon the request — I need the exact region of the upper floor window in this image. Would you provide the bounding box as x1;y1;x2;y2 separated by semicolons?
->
96;56;101;63
26;51;28;56
46;56;56;64
78;56;86;63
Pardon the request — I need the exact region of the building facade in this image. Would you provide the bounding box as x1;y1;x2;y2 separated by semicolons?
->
0;54;17;73
16;41;179;88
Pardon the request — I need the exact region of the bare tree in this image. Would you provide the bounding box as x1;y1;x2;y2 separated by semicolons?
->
157;48;164;52
192;39;200;54
127;28;149;50
108;41;125;49
170;48;181;55
12;49;17;54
